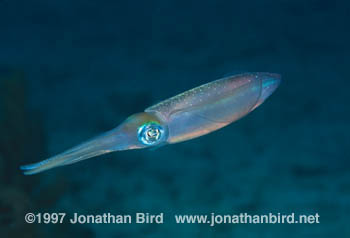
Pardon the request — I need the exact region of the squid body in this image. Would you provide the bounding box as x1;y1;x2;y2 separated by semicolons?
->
20;72;281;175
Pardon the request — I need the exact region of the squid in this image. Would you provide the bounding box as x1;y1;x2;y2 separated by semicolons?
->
20;72;281;175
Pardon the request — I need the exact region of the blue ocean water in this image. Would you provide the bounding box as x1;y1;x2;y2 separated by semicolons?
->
0;0;349;237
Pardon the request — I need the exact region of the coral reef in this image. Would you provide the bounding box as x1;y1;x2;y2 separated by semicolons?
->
0;69;68;237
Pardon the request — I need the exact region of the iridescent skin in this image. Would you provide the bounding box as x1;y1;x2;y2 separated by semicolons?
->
20;72;281;175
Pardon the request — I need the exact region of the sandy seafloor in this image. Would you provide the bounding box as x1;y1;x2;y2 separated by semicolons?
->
0;0;349;237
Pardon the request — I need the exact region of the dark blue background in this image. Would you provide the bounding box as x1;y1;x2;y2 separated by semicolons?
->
0;0;349;237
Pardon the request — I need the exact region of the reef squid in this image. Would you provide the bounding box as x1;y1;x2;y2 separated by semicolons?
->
20;72;281;175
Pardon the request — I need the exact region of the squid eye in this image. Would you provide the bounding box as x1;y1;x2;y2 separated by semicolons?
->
137;122;165;145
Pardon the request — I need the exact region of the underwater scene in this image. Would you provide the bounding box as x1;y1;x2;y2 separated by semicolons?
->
0;0;349;237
